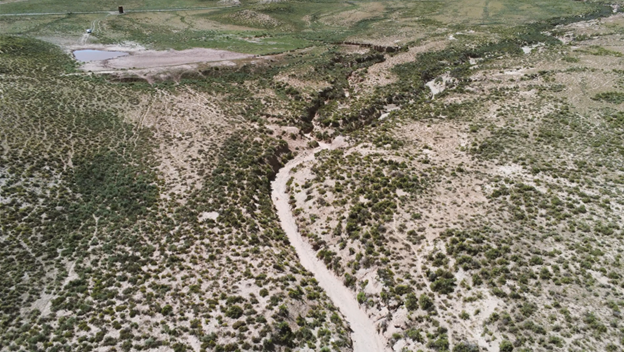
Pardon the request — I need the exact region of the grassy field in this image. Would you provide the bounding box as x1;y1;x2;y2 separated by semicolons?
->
0;0;602;54
0;0;223;13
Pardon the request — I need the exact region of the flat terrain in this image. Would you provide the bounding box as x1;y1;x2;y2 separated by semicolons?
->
78;47;254;71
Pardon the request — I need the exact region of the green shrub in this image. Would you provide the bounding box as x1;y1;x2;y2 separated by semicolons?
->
592;91;624;104
427;334;449;351
405;293;418;311
453;342;479;352
394;285;412;295
419;294;434;311
225;305;243;319
357;292;366;304
429;269;456;294
161;305;173;316
499;339;514;352
405;328;423;342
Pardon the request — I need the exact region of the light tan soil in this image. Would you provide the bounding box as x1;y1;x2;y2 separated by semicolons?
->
78;47;254;71
349;40;447;93
124;88;235;201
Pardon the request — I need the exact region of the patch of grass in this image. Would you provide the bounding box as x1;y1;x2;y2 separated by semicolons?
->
592;91;624;104
579;45;623;57
0;0;222;14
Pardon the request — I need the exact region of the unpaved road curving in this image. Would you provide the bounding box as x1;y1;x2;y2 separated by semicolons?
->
271;142;389;352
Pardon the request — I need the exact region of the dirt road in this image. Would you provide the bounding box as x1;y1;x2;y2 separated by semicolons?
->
271;141;389;352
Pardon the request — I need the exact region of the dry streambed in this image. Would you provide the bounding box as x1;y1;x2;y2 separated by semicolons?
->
271;141;389;352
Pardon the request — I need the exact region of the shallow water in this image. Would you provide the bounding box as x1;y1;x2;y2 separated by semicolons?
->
73;50;129;62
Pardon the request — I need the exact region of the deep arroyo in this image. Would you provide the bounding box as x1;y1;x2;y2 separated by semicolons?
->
271;141;389;352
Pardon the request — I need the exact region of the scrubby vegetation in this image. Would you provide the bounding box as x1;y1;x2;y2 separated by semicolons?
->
0;36;352;351
2;0;624;351
286;3;624;351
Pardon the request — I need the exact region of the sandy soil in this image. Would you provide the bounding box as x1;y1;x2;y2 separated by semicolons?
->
127;88;234;201
78;47;254;71
271;139;390;352
349;40;447;93
426;72;455;97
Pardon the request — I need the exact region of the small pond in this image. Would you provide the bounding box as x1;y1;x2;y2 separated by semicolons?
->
73;50;129;62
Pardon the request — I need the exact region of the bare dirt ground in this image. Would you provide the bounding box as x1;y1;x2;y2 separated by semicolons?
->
125;88;236;201
78;47;254;71
349;40;447;93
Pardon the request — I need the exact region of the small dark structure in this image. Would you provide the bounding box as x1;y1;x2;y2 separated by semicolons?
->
118;6;124;14
339;41;403;53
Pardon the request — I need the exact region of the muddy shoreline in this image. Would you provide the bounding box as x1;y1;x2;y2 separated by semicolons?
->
72;46;254;71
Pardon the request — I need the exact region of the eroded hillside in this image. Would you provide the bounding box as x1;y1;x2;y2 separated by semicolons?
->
1;0;624;352
0;38;354;352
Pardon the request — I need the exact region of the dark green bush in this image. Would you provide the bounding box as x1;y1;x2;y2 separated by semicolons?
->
419;294;434;311
225;305;243;319
405;293;418;311
499;339;514;352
